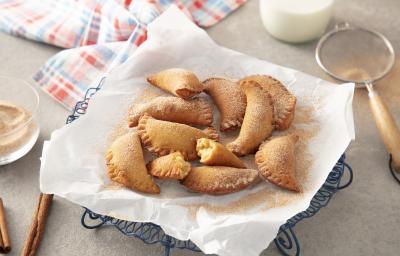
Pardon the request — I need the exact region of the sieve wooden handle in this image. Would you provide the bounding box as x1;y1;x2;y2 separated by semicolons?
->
369;91;400;171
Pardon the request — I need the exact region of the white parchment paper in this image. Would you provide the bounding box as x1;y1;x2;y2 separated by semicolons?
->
40;6;355;256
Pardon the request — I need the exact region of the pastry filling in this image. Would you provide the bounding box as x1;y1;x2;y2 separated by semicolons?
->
173;153;191;178
196;138;216;162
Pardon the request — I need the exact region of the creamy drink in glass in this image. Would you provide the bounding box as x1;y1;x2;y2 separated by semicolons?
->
259;0;334;43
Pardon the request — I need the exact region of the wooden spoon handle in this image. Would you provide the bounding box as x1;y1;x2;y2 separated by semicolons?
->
21;193;53;256
369;91;400;170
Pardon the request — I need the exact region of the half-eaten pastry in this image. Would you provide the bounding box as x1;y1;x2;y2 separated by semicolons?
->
196;138;246;168
147;152;191;180
138;114;219;161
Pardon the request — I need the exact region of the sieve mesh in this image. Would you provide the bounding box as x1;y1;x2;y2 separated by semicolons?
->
316;26;395;85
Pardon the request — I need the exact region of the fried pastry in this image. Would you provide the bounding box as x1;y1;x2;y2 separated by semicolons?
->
138;114;219;161
181;166;259;195
147;152;191;180
128;96;213;127
255;134;300;192
147;68;204;99
105;132;160;194
203;78;246;131
196;138;246;168
227;80;274;156
240;75;296;130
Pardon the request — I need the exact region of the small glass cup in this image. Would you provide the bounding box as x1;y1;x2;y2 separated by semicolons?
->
259;0;334;43
0;76;40;165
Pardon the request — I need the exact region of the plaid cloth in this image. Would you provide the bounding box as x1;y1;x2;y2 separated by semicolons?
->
0;0;246;109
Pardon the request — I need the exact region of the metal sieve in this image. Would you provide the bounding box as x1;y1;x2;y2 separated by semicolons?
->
316;23;400;180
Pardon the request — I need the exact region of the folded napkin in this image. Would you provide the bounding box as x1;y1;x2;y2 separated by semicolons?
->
0;0;246;109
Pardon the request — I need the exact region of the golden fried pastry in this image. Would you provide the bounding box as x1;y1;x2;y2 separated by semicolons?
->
255;134;300;192
147;152;191;180
128;96;213;127
196;138;246;168
227;80;274;156
181;166;259;195
147;68;204;99
203;78;246;131
138;114;219;161
240;75;296;130
105;132;160;194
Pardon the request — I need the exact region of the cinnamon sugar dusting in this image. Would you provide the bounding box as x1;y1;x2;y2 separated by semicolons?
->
240;75;296;129
278;105;320;191
106;83;320;217
203;78;246;130
107;119;130;146
181;104;319;217
108;88;162;145
136;88;164;102
104;182;124;190
185;186;300;218
128;96;213;127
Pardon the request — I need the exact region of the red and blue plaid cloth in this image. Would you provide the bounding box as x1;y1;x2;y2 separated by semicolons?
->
0;0;246;109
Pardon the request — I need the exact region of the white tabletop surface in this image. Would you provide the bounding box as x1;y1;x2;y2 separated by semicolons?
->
1;0;399;255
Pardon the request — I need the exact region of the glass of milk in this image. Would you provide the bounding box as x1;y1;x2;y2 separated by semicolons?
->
259;0;334;43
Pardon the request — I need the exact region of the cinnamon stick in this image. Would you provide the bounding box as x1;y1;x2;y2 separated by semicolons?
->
0;198;11;254
21;193;53;256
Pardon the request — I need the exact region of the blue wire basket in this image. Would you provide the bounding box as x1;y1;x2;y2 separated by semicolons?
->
69;77;353;256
